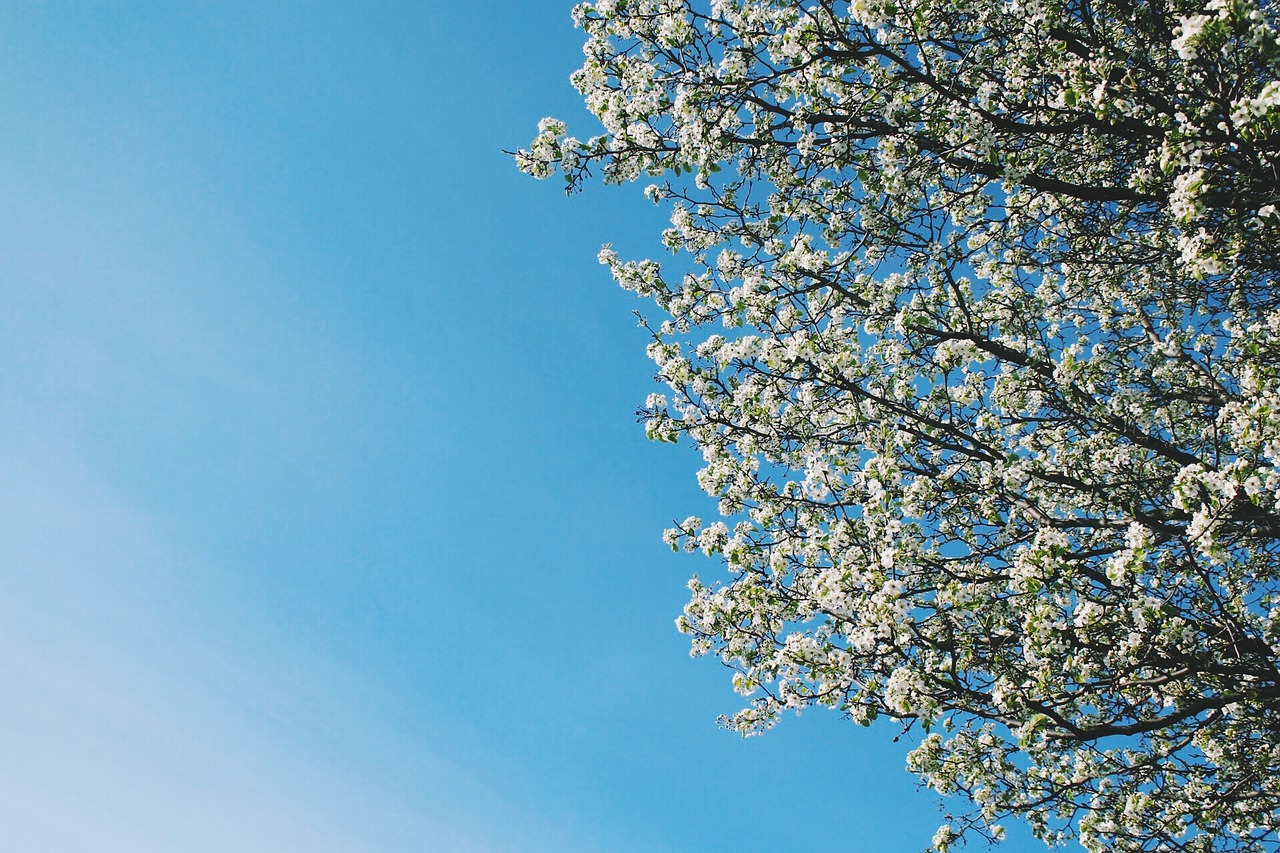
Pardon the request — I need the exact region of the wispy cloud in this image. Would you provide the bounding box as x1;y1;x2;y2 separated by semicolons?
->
0;425;532;852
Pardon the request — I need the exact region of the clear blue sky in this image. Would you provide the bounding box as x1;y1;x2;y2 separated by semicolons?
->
0;3;1035;851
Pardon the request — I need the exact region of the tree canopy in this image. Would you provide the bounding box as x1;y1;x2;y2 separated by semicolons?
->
517;0;1280;849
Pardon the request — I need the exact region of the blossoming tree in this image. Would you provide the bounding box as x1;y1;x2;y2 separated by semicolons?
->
517;0;1280;848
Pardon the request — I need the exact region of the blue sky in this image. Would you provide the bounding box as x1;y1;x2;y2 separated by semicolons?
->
0;3;1035;851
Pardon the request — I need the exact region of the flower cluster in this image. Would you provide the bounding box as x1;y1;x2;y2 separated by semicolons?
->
519;0;1280;850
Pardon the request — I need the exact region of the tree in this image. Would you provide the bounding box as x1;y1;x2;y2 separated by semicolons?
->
516;0;1280;849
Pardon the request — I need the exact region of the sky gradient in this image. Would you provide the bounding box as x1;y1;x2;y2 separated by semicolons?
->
0;3;1037;851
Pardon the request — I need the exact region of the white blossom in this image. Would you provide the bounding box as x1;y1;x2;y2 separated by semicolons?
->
519;0;1280;849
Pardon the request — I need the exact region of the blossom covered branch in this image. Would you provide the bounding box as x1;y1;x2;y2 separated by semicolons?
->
518;0;1280;849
